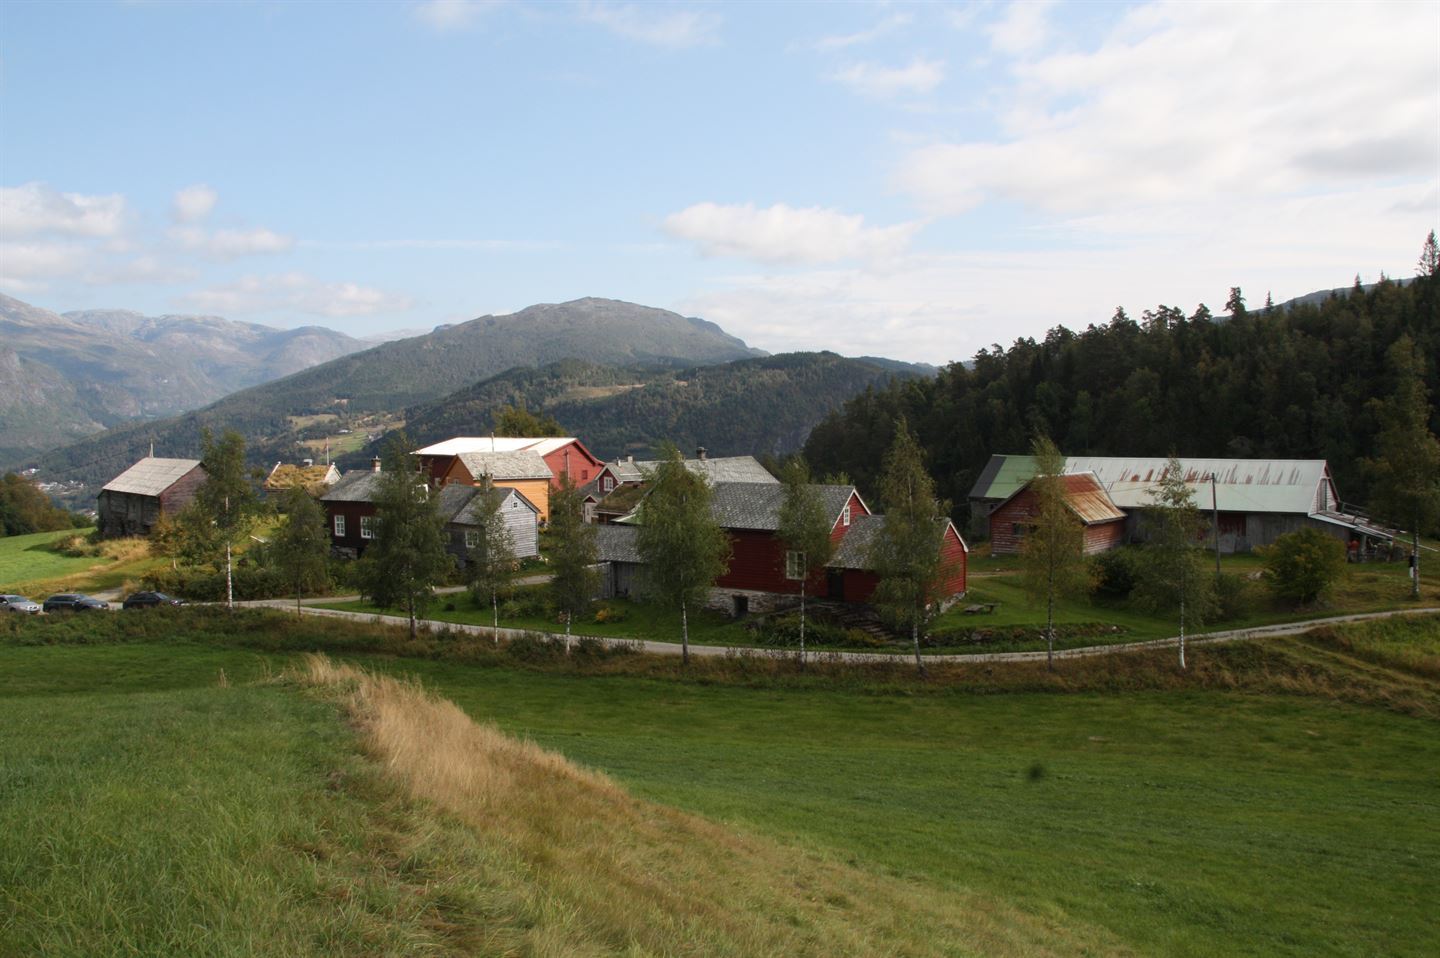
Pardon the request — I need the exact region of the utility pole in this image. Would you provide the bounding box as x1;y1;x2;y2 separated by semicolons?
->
1211;473;1221;579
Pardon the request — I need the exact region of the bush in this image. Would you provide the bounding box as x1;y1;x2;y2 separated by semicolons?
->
144;566;290;602
751;614;890;649
499;588;551;620
593;604;627;624
1258;528;1346;606
504;633;568;662
1091;549;1142;598
1213;572;1257;619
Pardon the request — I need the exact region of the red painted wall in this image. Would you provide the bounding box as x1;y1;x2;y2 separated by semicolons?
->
543;440;602;489
324;501;378;556
989;488;1124;556
842;524;967;603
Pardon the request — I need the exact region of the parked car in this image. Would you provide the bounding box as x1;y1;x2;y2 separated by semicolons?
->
42;593;111;613
0;594;42;614
122;591;184;610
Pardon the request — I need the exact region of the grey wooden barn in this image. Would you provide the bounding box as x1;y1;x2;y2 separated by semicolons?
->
97;457;206;539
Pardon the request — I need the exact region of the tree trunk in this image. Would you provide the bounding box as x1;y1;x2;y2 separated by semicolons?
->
681;601;690;667
1046;590;1055;671
799;580;807;667
408;592;417;640
492;591;499;646
911;610;925;677
1178;587;1187;670
1413;522;1421;600
295;575;302;616
225;540;234;610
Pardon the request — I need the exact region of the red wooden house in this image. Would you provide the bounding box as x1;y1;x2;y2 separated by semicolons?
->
599;480;968;615
987;472;1127;556
415;437;603;490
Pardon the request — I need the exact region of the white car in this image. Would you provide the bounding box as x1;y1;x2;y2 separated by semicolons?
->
0;594;43;614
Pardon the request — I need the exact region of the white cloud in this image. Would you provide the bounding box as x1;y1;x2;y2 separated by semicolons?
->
663;202;920;265
172;184;218;223
579;2;720;49
413;0;505;30
177;272;413;318
831;57;944;98
0;183;127;238
675;185;1435;364
811;13;912;51
985;0;1053;56
898;1;1440;217
170;225;294;259
0;241;91;292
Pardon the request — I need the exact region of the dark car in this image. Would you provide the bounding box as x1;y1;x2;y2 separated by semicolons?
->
0;594;42;614
42;593;111;613
122;591;184;610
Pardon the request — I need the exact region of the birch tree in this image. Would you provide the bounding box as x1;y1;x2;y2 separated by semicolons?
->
192;429;260;609
466;482;518;640
868;420;948;676
777;458;835;666
359;433;451;639
636;444;730;666
1134;455;1215;668
1366;336;1440;600
1018;436;1096;669
270;485;330;614
547;474;598;637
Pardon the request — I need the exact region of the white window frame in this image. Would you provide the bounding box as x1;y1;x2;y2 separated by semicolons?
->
333;514;345;537
464;529;479;549
785;550;805;581
360;515;376;540
603;475;614;493
842;504;851;527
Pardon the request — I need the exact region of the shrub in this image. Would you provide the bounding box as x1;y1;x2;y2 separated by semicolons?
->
144;566;290;602
1091;548;1142;598
1258;528;1346;606
1213;572;1257;619
593;604;627;624
504;633;567;662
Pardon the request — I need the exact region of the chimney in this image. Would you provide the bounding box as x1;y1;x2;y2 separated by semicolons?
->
627;454;634;463
696;446;707;461
371;457;381;473
302;458;313;468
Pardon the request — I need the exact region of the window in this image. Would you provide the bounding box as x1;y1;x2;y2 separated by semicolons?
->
603;476;614;493
464;529;479;549
785;550;805;581
360;515;376;539
842;504;851;527
333;514;345;537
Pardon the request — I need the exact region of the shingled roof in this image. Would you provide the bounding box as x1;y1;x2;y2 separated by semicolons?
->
606;455;778;485
707;482;859;531
830;514;885;570
456;450;551;481
595;523;643;564
101;457;203;497
319;470;384;503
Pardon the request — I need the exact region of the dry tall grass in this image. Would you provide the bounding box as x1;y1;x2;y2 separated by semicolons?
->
297;654;1128;957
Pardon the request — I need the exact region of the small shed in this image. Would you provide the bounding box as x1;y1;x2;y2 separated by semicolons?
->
97;456;206;539
594;523;646;599
987;473;1127;556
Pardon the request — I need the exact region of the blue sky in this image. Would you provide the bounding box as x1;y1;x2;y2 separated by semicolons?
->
2;1;1436;363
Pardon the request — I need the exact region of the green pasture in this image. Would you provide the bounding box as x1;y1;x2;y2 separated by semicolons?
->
0;528;101;590
2;612;1436;956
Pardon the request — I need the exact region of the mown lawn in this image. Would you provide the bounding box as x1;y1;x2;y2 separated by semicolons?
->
0;527;162;596
0;644;502;957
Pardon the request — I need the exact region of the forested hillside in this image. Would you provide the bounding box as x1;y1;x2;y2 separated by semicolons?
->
22;298;764;490
805;268;1439;524
358;352;928;465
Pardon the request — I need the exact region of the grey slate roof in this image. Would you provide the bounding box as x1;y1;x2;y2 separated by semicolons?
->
830;514;885;569
707;482;858;531
435;484;481;523
605;455;778;485
319;470;384;503
456;450;551;481
595;523;643;564
101;457;203;497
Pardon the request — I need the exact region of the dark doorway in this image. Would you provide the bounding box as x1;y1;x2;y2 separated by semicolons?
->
826;569;844;600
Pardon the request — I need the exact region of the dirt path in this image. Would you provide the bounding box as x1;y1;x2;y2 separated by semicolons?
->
234;601;1440;664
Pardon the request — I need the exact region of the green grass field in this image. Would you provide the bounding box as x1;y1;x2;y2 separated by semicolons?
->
0;528;104;590
317;551;1439;655
2;611;1436;956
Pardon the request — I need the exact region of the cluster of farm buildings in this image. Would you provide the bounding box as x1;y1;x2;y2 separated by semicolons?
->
96;435;1393;617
